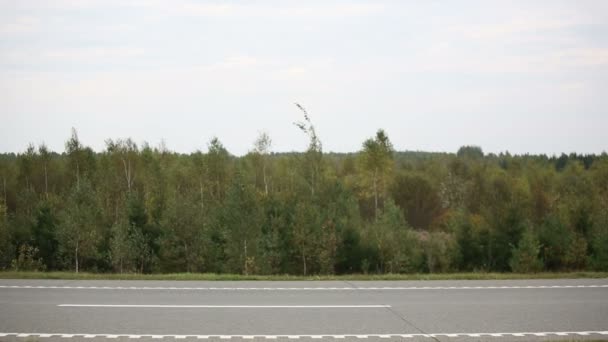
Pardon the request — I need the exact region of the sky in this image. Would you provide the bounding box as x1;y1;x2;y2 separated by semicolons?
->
1;0;607;156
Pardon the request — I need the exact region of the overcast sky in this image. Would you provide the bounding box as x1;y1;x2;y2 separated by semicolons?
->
1;0;607;156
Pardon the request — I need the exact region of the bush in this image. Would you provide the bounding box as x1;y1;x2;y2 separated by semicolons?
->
423;231;459;273
509;229;542;273
11;245;46;272
590;217;608;271
563;234;588;270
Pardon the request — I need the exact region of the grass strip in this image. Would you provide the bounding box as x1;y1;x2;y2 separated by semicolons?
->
0;271;606;281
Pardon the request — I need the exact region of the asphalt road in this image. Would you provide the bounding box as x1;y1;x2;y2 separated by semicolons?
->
1;278;607;341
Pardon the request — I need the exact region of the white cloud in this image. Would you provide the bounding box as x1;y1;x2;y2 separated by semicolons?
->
457;18;580;41
43;47;145;61
136;1;385;18
6;0;384;18
1;0;607;155
1;47;146;65
0;15;40;35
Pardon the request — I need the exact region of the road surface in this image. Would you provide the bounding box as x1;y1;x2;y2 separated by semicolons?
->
0;278;607;341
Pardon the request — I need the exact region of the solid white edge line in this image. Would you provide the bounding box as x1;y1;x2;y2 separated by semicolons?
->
1;284;607;291
57;304;391;308
3;331;608;338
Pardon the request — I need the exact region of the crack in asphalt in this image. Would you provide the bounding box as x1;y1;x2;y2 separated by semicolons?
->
383;305;442;342
341;280;441;342
342;280;358;289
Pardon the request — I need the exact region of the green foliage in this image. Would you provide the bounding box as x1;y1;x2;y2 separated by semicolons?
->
391;172;442;230
0;129;606;275
294;103;323;197
563;234;588;270
509;229;543;273
366;200;422;273
0;201;13;269
457;146;484;159
359;130;394;220
447;212;490;271
57;180;100;272
589;203;608;270
220;171;262;274
423;231;459;273
11;244;46;271
538;215;572;270
32;200;58;269
109;218;131;273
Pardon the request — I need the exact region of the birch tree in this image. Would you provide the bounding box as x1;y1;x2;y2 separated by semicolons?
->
65;128;83;189
252;132;272;195
205;137;231;202
294;103;322;197
38;144;51;199
59;180;99;273
105;138;138;192
360;129;394;221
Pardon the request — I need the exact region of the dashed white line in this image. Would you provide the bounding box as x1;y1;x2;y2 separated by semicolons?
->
1;284;607;291
7;332;606;339
57;304;390;309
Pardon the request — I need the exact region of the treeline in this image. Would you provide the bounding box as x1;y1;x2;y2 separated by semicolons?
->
0;123;607;274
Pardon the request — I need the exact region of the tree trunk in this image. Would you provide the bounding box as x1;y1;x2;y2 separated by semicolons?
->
243;239;248;275
44;164;48;199
216;179;220;200
302;249;307;276
199;178;204;211
311;166;316;197
184;242;189;272
122;158;132;192
373;168;379;221
263;163;268;195
76;161;80;189
75;240;79;273
2;176;6;204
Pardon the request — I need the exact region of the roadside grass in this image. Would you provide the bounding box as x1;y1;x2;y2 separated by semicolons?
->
0;271;606;281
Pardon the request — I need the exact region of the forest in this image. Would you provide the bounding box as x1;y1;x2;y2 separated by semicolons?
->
1;114;607;275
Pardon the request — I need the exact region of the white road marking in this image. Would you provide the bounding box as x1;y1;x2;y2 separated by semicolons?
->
58;304;391;309
1;284;607;291
3;331;608;339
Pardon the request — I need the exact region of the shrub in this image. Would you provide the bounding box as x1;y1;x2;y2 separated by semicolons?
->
509;229;542;273
11;244;46;272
